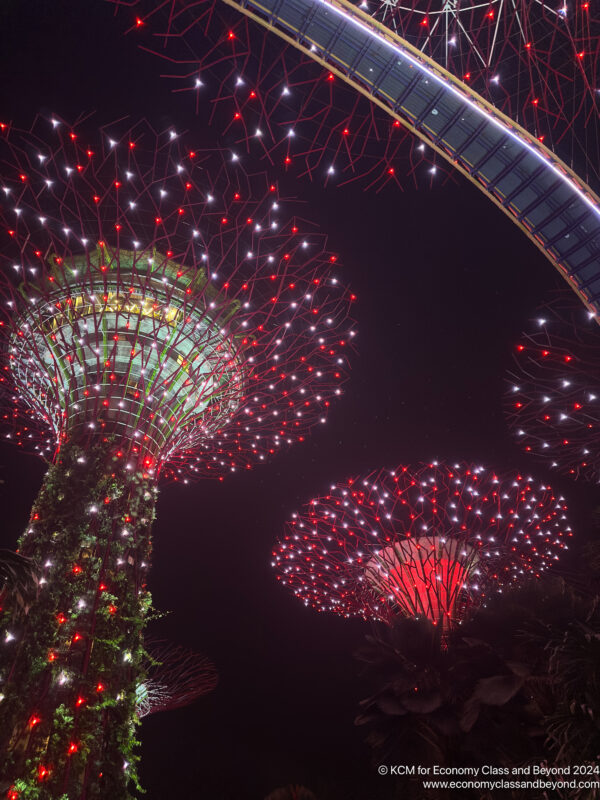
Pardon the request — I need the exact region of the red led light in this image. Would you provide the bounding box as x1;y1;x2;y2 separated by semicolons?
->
37;765;50;782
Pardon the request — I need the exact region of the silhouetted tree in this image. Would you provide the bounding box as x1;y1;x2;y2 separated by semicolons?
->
356;578;600;799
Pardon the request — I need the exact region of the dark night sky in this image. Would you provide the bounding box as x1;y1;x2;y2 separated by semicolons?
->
0;2;597;797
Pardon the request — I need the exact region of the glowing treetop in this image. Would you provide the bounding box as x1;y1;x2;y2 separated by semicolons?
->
0;117;356;481
136;640;218;718
272;462;571;629
507;298;600;483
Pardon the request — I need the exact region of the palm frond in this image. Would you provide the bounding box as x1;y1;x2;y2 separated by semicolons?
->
0;549;40;617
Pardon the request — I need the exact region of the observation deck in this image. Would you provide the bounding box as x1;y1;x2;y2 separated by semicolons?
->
225;0;600;314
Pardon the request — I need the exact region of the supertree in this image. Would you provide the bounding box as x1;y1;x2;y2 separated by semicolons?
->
107;0;600;190
506;297;600;484
136;639;218;718
0;116;355;799
272;461;571;630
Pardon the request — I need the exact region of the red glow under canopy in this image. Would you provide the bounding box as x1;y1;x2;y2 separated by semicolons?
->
365;537;478;630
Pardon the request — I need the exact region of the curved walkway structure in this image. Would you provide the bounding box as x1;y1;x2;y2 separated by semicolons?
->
223;0;600;314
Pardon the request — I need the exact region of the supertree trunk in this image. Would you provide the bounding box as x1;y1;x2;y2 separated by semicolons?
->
0;440;156;799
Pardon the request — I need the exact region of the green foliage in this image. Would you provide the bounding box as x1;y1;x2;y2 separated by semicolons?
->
8;777;68;800
0;439;158;798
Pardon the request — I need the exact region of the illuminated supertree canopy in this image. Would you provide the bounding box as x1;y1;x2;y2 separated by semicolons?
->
0;116;355;798
506;297;600;484
109;0;435;190
108;0;600;189
136;640;218;718
272;462;571;630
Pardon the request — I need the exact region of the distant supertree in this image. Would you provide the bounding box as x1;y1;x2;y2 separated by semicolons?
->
136;639;218;718
506;297;600;484
0;117;355;798
108;0;600;189
272;462;571;630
